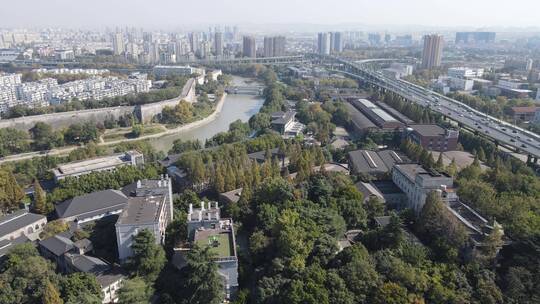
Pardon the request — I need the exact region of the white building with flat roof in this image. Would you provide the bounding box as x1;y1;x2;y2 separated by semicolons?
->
52;151;144;181
153;65;205;77
392;164;455;213
448;67;484;79
115;178;173;261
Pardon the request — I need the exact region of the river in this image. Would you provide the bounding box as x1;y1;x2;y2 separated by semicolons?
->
149;76;265;152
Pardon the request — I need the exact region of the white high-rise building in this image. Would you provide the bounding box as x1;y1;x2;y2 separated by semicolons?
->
332;32;343;53
317;32;331;55
112;32;125;56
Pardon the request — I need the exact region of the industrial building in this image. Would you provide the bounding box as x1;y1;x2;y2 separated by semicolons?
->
348;149;409;178
350;99;404;129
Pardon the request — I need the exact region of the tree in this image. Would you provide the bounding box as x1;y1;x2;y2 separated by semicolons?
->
60;272;102;304
31;122;60;150
178;245;224;304
249;112;272;131
365;196;385;220
40;220;69;239
435;153;444;170
131;124;143;138
338;199;367;229
417;191;468;261
373;282;409;304
43;280;63;304
0;169;25;213
33;180;52;215
481;223;504;264
0;243;60;304
446;158;458;177
117;277;152;304
128;229;166;283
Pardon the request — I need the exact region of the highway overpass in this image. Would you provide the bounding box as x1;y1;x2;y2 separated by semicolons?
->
319;55;540;161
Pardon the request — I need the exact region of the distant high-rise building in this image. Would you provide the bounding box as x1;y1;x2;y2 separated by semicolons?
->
421;34;444;69
112;32;124;55
189;32;201;55
243;36;256;58
317;32;331;55
455;32;496;44
263;36;286;57
273;36;286;57
263;37;274;57
368;33;381;46
331;32;343;53
214;32;223;56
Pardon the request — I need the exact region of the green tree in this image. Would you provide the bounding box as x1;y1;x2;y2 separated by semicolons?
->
31;122;60;150
117;277;152;304
0;169;25;213
178;245;224;304
131;124;143;138
43;280;64;304
417;191;468;261
128;229;166;283
365;196;385;220
373;282;409;304
33;180;52;215
60;272;102;304
435;152;444;170
446;158;458;177
40;220;69;239
0;243;60;304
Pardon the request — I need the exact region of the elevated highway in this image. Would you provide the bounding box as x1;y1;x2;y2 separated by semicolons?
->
318;55;540;161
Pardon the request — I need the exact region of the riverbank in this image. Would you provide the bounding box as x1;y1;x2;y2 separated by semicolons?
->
0;93;227;164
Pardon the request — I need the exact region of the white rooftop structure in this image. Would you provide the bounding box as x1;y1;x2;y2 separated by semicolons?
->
52;151;144;181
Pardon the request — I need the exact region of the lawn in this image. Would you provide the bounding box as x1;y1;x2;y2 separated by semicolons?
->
195;232;233;258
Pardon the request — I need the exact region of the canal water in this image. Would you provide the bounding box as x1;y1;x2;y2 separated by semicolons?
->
149;76;265;153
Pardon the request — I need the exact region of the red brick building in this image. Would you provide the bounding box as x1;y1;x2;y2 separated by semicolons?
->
405;124;459;152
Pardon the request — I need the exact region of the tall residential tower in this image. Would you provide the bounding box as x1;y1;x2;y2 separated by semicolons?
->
421;34;444;69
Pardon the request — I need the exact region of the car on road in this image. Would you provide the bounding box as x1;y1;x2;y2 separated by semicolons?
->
521;144;527;148
510;139;516;142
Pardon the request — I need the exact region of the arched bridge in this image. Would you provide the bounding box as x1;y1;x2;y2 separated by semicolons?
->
225;86;265;95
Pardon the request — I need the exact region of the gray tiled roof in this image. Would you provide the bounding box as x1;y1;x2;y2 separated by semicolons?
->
0;235;30;258
39;232;74;256
349;149;408;175
0;210;46;237
348;150;390;174
96;268;126;287
116;195;165;225
56;190;128;220
69;254;110;274
409;124;446;137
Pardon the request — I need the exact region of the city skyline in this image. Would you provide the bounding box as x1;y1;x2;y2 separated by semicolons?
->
1;0;540;29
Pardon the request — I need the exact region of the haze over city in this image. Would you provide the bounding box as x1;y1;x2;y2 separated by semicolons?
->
1;0;540;29
1;1;540;304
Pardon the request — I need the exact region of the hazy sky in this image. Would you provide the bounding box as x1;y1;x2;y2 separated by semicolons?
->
1;0;539;29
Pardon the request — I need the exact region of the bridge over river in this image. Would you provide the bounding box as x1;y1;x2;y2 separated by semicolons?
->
224;86;265;95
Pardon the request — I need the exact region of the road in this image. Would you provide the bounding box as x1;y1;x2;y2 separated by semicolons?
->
334;57;540;159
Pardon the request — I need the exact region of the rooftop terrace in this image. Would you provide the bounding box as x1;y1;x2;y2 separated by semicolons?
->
194;230;234;258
